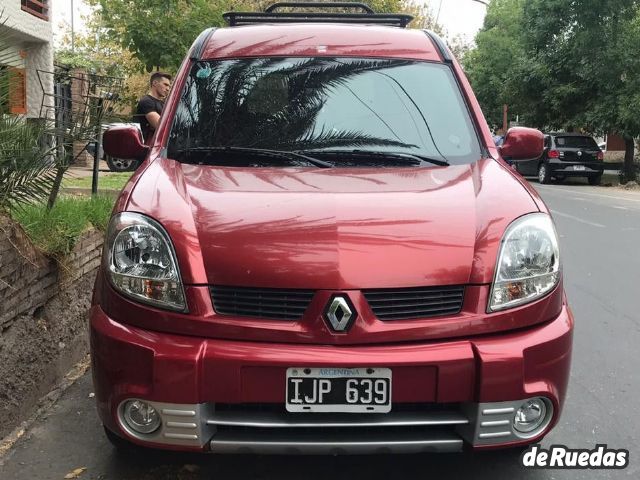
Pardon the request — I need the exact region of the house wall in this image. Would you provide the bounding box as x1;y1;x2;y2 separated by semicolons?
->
2;1;52;44
1;1;54;118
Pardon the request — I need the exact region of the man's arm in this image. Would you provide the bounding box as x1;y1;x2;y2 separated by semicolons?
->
145;111;161;129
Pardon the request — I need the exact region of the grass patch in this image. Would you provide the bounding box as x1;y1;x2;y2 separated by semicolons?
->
11;196;114;257
63;172;133;190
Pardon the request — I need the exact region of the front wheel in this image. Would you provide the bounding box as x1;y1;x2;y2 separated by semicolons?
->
106;155;140;172
538;163;551;184
588;174;602;186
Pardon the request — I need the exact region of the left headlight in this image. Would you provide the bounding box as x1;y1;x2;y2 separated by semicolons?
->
488;213;560;312
104;212;186;311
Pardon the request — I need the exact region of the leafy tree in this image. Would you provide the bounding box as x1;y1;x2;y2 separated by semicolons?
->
520;0;640;180
466;0;640;180
463;0;527;128
55;12;149;113
87;0;244;72
55;14;132;77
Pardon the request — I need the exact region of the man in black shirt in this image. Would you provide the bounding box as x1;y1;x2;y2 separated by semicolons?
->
134;72;172;142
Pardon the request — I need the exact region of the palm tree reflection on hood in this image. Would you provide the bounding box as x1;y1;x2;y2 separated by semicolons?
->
169;57;416;156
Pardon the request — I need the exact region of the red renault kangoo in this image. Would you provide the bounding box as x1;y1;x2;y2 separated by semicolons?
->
92;2;573;455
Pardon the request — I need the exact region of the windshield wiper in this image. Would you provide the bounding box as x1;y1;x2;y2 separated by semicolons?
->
176;146;333;168
296;149;449;167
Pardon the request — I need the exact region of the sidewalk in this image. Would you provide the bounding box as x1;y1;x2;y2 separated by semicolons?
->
67;160;111;179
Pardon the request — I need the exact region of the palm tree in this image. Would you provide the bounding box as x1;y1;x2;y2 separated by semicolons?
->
0;14;56;212
169;56;415;155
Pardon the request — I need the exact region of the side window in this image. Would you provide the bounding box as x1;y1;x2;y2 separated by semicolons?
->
544;136;551;148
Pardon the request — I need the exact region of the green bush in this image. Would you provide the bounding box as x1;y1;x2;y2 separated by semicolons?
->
11;196;114;257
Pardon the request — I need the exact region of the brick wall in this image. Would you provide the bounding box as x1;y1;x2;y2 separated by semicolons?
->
0;215;104;332
0;214;105;437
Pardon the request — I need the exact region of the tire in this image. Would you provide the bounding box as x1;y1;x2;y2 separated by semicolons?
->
106;155;139;172
103;426;145;454
588;174;602;186
538;163;551;184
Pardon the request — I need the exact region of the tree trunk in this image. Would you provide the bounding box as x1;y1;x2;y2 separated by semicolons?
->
623;136;635;183
47;166;65;210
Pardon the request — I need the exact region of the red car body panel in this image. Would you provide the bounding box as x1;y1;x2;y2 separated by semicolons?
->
200;24;443;62
125;157;539;289
91;301;573;451
92;21;573;453
94;270;563;345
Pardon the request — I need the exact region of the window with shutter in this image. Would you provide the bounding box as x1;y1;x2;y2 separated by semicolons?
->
21;0;49;21
9;68;27;115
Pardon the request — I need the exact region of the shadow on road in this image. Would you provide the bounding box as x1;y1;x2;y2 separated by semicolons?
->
101;447;543;480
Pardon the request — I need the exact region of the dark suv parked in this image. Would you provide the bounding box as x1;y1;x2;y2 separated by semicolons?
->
516;132;604;185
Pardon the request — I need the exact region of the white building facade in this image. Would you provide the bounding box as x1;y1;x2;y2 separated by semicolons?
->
1;1;54;118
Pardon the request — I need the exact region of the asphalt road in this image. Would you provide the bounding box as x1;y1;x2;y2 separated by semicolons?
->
1;179;638;480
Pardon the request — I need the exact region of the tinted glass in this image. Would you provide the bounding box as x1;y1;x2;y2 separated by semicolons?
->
168;58;481;165
555;136;599;149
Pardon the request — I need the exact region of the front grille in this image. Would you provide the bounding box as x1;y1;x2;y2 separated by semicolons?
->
210;286;315;320
363;285;464;320
207;403;468;454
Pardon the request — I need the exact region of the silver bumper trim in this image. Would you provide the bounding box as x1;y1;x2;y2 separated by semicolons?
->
458;398;554;446
113;397;553;452
210;432;463;455
206;410;468;429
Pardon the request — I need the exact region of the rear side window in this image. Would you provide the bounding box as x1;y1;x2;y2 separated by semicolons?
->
168;57;481;165
555;136;598;149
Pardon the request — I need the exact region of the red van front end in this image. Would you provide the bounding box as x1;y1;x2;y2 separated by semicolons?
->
92;13;573;455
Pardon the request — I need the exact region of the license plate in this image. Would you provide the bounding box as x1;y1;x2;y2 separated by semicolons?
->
286;367;392;413
573;165;586;171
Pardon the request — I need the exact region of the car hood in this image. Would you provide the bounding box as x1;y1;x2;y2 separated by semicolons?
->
125;157;540;288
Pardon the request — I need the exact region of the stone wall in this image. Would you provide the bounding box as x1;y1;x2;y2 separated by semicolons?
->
0;215;104;438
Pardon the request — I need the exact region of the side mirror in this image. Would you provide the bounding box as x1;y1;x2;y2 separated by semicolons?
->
103;126;149;161
498;127;544;161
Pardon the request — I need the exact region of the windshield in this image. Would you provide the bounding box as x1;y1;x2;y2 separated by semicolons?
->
167;57;481;166
555;136;599;149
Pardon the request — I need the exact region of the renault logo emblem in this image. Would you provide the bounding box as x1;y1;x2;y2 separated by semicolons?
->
324;295;357;332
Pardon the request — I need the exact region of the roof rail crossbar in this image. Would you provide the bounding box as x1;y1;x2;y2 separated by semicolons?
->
223;2;413;28
265;2;375;13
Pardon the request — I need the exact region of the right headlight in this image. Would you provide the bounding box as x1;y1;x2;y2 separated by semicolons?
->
488;213;561;312
104;212;186;312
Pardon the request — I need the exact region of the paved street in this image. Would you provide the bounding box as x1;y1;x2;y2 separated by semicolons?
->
1;180;638;480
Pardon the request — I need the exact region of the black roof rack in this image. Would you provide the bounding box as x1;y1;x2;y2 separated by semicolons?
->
223;2;413;28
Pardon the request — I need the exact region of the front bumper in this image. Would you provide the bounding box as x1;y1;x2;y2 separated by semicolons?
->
90;302;573;454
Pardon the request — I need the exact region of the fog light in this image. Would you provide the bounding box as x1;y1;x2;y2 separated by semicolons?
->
123;400;161;434
513;398;549;434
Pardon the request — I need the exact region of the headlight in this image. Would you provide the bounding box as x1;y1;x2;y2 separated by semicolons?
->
489;213;560;312
104;212;186;311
